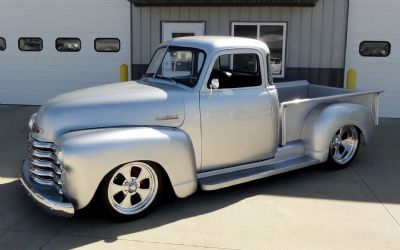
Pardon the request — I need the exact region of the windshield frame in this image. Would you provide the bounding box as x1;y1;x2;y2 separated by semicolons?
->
143;45;207;88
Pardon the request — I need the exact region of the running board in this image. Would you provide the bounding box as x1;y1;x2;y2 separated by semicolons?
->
198;156;319;191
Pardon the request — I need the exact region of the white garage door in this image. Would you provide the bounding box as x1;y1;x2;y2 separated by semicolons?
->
345;0;400;118
0;0;130;105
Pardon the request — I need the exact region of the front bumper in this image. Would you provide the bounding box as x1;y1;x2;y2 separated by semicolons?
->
20;160;74;217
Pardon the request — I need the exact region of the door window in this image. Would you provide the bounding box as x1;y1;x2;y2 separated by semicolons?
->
19;37;43;51
0;37;5;51
359;41;391;57
56;38;81;52
208;53;261;89
95;38;120;52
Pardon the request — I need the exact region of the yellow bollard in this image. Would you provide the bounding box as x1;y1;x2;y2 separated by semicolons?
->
346;68;356;89
120;64;128;82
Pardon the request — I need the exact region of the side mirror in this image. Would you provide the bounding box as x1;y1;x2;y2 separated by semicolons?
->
211;78;219;89
209;78;219;96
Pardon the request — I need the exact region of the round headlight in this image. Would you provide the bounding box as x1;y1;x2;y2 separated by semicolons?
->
32;122;43;134
28;113;37;130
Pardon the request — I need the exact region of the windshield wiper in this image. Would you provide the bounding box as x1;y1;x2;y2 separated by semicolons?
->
142;72;155;77
154;75;177;84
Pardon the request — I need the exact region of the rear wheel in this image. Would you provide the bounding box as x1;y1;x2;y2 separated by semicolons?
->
326;125;360;169
100;161;163;221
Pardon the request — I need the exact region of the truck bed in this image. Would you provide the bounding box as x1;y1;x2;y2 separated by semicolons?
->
276;80;353;103
275;81;382;145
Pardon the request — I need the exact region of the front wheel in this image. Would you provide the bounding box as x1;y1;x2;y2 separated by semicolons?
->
326;125;360;169
100;161;163;221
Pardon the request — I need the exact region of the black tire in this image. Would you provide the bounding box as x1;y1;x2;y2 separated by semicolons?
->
326;125;360;170
99;161;164;221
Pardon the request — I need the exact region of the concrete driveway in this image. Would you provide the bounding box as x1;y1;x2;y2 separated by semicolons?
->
0;105;399;250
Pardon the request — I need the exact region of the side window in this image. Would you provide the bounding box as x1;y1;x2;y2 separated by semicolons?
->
95;38;120;52
19;37;43;51
208;53;261;89
0;37;6;51
359;41;391;57
56;38;81;52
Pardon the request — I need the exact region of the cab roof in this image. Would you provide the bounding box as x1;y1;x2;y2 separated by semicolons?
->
160;36;270;55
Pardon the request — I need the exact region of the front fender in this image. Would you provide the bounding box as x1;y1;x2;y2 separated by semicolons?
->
57;127;197;210
300;103;374;162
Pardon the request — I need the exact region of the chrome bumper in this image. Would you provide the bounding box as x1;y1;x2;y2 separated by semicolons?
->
20;160;74;217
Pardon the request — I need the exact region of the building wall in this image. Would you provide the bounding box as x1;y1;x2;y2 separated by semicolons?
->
0;0;131;104
131;0;348;86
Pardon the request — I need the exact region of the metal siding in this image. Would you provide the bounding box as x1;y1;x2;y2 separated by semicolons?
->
131;0;319;6
331;0;347;68
132;7;142;64
309;0;323;68
150;7;161;55
299;7;312;67
141;7;151;63
209;8;220;35
131;0;348;80
320;0;334;68
219;8;230;36
288;7;301;67
189;7;200;20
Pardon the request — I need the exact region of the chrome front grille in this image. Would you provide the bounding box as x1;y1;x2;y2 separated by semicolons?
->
27;137;64;195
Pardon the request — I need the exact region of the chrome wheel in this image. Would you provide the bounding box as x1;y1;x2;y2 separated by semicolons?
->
107;162;158;215
329;125;359;165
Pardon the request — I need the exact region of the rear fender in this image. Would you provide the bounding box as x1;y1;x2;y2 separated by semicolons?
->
300;103;374;162
57;127;197;210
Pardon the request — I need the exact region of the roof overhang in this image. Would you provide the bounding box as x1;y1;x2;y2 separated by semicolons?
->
130;0;318;7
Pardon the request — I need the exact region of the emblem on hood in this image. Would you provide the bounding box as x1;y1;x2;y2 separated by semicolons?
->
155;115;180;121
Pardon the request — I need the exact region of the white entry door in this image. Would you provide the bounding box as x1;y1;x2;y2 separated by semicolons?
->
162;22;205;42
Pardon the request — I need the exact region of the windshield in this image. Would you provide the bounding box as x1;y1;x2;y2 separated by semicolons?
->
144;46;206;87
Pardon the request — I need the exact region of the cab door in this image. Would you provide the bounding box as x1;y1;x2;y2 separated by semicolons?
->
200;50;277;171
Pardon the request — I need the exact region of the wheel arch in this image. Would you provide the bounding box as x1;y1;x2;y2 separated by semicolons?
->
58;127;198;210
300;103;374;162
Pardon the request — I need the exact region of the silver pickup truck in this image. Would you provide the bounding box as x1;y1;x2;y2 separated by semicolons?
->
21;36;381;220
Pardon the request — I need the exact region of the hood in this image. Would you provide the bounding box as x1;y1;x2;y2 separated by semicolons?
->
33;81;185;142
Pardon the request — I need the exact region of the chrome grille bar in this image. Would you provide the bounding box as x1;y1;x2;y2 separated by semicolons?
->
27;136;64;196
30;158;62;175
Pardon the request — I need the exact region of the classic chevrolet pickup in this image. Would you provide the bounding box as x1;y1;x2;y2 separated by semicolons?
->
21;36;382;220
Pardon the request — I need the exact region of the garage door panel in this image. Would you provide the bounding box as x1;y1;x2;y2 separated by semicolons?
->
0;0;130;105
346;0;400;117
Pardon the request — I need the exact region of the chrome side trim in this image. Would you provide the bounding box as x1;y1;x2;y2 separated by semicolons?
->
20;160;74;217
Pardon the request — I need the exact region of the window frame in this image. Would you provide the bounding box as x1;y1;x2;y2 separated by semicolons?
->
55;37;81;52
18;37;43;52
94;38;121;53
202;48;266;91
359;41;391;57
231;22;287;78
0;37;6;51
